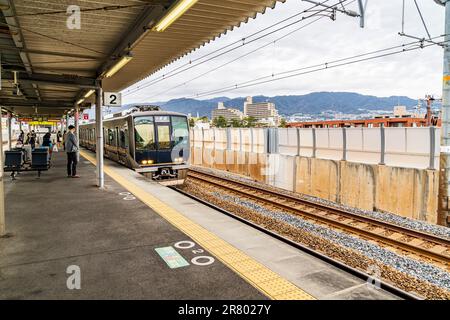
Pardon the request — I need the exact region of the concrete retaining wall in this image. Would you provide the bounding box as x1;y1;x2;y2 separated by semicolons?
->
191;147;440;225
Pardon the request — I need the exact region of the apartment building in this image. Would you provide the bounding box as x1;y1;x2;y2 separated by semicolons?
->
243;96;280;125
211;102;244;121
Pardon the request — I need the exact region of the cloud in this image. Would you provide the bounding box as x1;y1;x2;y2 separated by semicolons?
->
123;0;445;104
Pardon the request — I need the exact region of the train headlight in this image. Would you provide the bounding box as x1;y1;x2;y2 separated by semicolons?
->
175;157;183;163
141;160;154;165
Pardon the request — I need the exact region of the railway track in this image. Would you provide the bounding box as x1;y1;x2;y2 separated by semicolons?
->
186;169;450;272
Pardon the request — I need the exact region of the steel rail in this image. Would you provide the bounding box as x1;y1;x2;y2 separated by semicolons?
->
187;169;450;268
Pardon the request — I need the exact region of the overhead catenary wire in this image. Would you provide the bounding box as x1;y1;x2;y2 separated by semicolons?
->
190;41;446;99
123;0;355;96
134;0;357;102
180;36;447;99
123;0;335;96
134;16;327;103
205;35;447;93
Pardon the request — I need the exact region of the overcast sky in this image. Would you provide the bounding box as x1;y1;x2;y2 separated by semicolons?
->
122;0;445;104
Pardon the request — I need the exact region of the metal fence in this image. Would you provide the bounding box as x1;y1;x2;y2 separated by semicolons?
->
191;126;440;170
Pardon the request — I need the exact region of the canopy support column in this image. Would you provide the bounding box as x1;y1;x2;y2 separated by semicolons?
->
0;109;5;236
75;104;80;161
95;87;104;188
7;112;11;150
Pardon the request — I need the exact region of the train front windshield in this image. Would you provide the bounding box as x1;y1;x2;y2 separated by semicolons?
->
134;115;189;164
171;116;189;149
135;117;156;150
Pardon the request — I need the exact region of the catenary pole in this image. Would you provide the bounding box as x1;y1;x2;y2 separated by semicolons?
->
438;0;450;226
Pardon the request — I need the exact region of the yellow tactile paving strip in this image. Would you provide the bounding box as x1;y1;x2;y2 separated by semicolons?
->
80;150;315;300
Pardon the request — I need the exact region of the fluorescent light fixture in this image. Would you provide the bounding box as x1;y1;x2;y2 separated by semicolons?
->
153;0;198;32
77;99;84;105
104;54;133;78
84;89;95;99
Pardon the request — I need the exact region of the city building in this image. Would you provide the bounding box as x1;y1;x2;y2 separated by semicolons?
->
243;96;280;126
211;102;244;121
193;121;211;130
288;108;440;128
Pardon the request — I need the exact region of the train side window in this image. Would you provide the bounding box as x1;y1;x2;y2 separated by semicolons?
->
108;129;115;146
119;128;128;149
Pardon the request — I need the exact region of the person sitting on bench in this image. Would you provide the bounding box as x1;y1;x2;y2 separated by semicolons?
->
42;132;53;158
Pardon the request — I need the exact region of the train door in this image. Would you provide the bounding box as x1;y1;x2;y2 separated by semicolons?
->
155;116;172;163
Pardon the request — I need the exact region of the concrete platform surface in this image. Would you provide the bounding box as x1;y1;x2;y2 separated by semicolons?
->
79;150;399;300
0;151;266;300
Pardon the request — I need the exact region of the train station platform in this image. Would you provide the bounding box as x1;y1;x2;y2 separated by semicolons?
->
0;150;398;300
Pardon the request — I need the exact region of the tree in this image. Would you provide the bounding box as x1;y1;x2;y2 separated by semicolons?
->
230;118;243;128
188;118;195;127
243;116;257;128
212;116;227;128
279;118;287;128
200;116;209;123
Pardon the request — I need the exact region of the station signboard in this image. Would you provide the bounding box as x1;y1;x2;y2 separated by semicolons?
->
28;121;54;126
104;92;122;107
18;117;59;124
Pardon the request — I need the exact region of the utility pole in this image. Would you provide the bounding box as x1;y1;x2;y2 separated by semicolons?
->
425;95;434;127
438;0;450;226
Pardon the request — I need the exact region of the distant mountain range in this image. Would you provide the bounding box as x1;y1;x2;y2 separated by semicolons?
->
110;92;423;118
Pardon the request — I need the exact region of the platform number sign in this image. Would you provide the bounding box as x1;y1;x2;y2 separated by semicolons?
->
104;92;122;107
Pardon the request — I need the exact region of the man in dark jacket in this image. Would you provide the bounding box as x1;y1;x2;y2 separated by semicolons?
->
65;125;79;178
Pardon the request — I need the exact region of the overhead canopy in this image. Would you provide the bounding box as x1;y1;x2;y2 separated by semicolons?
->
0;0;285;118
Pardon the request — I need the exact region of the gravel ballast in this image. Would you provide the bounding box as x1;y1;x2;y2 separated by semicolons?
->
181;176;450;299
212;192;450;292
191;166;450;240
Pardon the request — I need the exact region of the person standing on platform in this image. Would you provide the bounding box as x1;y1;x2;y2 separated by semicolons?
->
42;132;53;158
57;131;62;148
29;131;36;150
62;130;67;151
65;125;79;178
17;130;24;145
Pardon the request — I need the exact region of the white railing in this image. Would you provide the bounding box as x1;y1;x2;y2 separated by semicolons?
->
191;126;440;170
